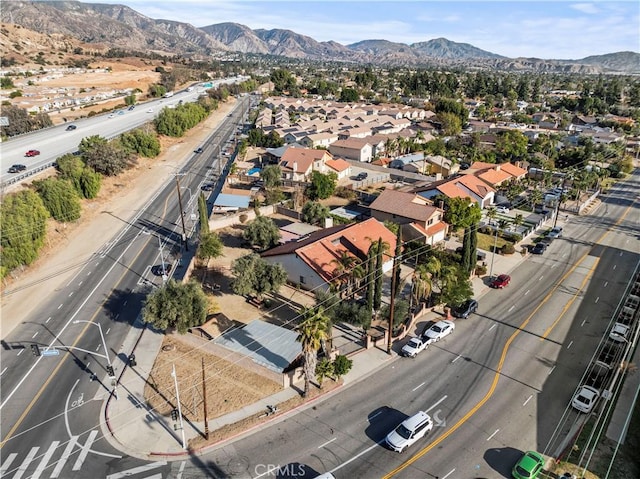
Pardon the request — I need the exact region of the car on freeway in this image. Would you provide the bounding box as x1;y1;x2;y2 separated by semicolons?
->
401;337;429;358
128;105;135;111
194;147;204;154
117;110;125;115
490;274;511;289
451;299;478;319
147;108;154;113
496;205;510;214
8;164;27;173
66;124;77;131
108;113;115;118
422;320;455;342
609;322;630;343
25;149;40;157
548;226;563;239
385;411;433;453
531;242;547;255
512;450;545;479
571;385;600;413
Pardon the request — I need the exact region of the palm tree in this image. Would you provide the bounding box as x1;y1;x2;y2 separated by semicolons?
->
486;206;498;226
513;213;524;232
296;307;330;397
330;251;356;298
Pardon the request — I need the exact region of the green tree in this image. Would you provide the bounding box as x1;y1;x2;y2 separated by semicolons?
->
198;193;209;236
301;201;330;226
34;178;82;223
373;238;384;311
142;280;208;333
0;77;15;89
270;69;297;94
79;135;108;154
84;141;134;176
441;266;474;307
332;354;353;380
243;216;281;250
296;307;330;396
496;130;528;162
120;128;161;158
55;153;101;199
261;165;282;188
315;359;334;388
339;87;359;102
0;190;49;278
230;253;287;300
307;171;337;200
438;111;462;136
196;232;223;263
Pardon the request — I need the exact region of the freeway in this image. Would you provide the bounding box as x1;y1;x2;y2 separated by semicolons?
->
0;94;251;479
0;76;248;185
196;171;638;478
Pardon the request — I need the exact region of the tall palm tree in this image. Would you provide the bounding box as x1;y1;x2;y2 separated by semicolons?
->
330;251;356;298
486;206;498;226
296;307;330;397
513;213;524;232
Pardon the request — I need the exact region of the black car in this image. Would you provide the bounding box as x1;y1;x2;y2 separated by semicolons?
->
201;183;214;191
8;164;27;173
151;264;172;276
65;124;77;131
194;147;204;154
452;299;478;319
128;105;135;111
531;242;547;255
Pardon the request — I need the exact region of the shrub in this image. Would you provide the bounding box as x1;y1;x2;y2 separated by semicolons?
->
475;264;487;276
500;243;516;255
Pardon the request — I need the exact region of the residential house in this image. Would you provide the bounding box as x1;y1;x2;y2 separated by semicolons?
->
369;189;448;245
300;132;339;149
279;147;333;182
261;218;397;292
466;161;528;188
329;138;373;163
325;158;351;180
424;155;459;178
413;174;496;208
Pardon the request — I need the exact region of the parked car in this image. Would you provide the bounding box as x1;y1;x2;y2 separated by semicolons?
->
151;264;172;276
201;183;214;191
571;385;600;413
25;149;40;157
65;124;77;131
548;227;563;239
422;320;455;342
609;322;630;343
401;337;429;358
385;411;433;453
451;299;478;319
8;164;27;173
531;242;547;255
490;274;511;289
496;206;510;214
354;172;368;181
587;361;613;390
512;450;545;479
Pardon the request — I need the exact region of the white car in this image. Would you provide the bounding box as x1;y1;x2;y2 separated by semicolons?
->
147;108;154;113
422;320;455;342
401;337;429;358
571;385;600;413
496;206;510;214
548;226;563;239
609;322;630;342
385;411;433;453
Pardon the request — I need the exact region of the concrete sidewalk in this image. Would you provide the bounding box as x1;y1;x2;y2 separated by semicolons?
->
101;215;575;459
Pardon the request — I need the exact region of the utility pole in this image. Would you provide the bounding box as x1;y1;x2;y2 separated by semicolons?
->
387;256;397;355
202;358;209;440
174;174;189;251
552;172;570;229
171;364;187;450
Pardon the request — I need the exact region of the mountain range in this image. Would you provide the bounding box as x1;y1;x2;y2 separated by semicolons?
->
1;1;638;73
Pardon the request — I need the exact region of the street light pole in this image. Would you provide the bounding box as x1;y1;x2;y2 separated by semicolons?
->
172;363;187;450
73;320;117;400
489;225;499;279
157;235;167;279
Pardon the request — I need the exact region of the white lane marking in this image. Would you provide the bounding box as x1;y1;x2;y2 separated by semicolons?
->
549;365;556;375
595;297;600;303
620;251;623;256
58;304;63;309
452;355;462;363
442;469;456;479
141;474;162;479
12;446;39;479
318;437;337;449
551;263;557;268
115;314;120;320
328;442;381;475
0;453;17;475
426;396;447;413
489;324;497;331
0;367;7;376
46;317;51;323
17;349;24;356
69;292;74;297
32;331;39;339
613;264;617;270
524;289;530;296
412;382;426;391
508;305;515;312
604;281;608;287
78;281;83;286
487;429;499;441
87;271;92;275
123;300;128;306
567;341;573;349
95;344;101;351
72;430;98;470
31;440;60;479
539;276;544;281
50;436;78;478
581;319;586;327
523;395;533;407
177;461;186;479
106;328;111;335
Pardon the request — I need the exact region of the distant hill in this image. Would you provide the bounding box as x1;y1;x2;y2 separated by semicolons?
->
1;1;638;73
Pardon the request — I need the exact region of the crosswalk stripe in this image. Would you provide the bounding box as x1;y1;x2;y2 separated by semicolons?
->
72;430;98;471
142;474;162;479
105;461;167;479
12;446;39;479
31;440;59;479
50;436;77;478
0;452;17;475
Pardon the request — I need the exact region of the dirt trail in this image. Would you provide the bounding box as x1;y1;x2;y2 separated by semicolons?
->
0;99;236;337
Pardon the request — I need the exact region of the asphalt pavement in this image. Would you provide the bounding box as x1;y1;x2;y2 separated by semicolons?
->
101;224;542;459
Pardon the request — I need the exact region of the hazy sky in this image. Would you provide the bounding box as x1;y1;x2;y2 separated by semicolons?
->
99;0;639;59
